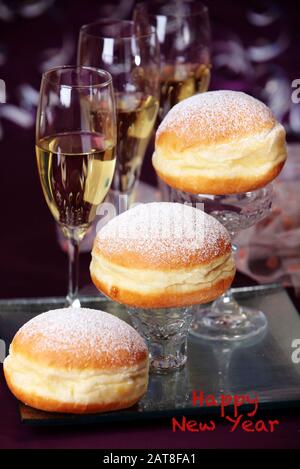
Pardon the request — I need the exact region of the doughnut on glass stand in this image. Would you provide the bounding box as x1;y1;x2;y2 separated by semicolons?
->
171;183;273;341
127;305;197;373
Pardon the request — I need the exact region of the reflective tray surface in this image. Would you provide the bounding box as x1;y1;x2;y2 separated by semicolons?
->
0;287;299;426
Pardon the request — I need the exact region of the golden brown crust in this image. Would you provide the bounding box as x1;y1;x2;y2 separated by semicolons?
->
155;90;276;150
155;120;277;153
93;238;232;270
90;203;235;308
3;309;149;413
153;91;287;195
154;160;285;195
92;202;232;272
91;272;235;308
9;308;148;371
10;334;148;372
4;369;143;414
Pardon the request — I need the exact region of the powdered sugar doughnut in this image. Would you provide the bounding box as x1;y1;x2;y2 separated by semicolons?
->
4;308;148;413
153;90;287;194
90;202;235;308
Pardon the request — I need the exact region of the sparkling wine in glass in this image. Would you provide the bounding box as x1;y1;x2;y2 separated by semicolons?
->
134;0;211;124
77;20;160;207
36;66;116;306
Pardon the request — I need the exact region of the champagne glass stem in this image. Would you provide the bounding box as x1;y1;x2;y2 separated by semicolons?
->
192;287;267;341
209;290;247;324
66;236;80;308
215;345;233;394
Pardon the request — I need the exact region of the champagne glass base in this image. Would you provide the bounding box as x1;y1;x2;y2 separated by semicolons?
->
65;297;81;309
170;184;273;341
190;306;268;341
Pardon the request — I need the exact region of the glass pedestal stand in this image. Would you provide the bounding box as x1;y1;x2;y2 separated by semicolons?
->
127;305;196;373
171;184;273;341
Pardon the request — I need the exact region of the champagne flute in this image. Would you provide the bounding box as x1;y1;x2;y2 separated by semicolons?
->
78;20;160;208
36;66;116;307
134;0;211;124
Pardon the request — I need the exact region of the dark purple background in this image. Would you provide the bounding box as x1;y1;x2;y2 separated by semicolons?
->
0;0;299;450
0;0;299;298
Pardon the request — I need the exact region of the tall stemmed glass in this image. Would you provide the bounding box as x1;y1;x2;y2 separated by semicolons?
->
171;185;274;341
36;66;116;307
78;20;160;209
134;0;211;125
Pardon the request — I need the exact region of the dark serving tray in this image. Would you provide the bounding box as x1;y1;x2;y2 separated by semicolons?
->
1;286;300;426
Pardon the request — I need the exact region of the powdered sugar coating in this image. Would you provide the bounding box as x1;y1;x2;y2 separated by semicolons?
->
96;202;231;268
156;90;275;146
13;308;147;368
